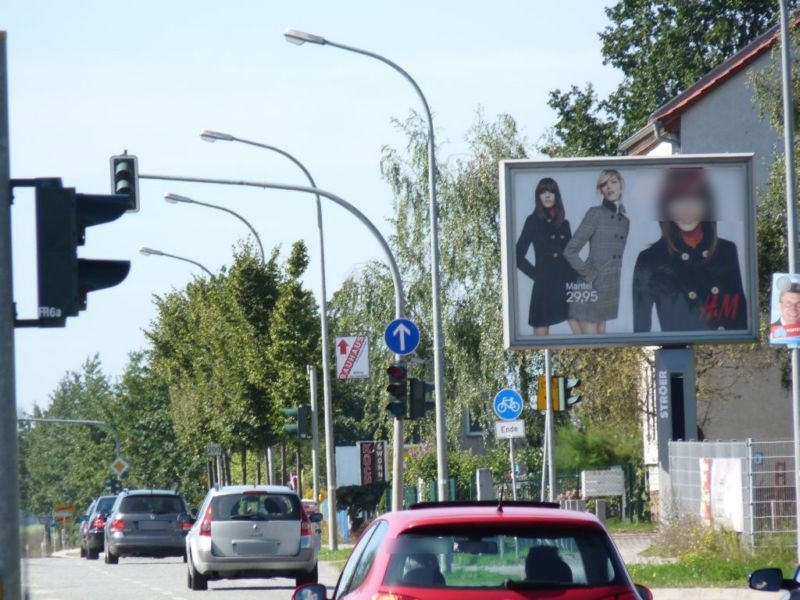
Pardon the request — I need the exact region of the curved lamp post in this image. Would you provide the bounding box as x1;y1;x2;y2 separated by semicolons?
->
200;129;338;546
139;171;408;514
283;28;449;501
163;192;266;263
139;246;213;277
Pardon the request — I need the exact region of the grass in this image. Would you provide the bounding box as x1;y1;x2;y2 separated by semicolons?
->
605;518;659;534
628;520;796;588
319;546;353;571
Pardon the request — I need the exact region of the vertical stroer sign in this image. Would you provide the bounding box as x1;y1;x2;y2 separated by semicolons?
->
336;336;370;380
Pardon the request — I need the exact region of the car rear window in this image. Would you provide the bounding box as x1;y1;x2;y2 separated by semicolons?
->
119;495;185;514
212;492;300;522
96;497;116;514
382;524;625;591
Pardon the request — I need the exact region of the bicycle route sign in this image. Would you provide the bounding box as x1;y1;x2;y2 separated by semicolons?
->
493;388;523;421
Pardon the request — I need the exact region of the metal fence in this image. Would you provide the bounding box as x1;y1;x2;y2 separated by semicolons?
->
668;439;796;549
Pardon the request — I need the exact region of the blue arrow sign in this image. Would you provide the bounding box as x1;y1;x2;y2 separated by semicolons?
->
384;318;420;356
493;388;523;421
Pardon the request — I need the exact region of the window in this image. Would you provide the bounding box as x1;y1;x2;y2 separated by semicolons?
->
464;407;485;437
120;495;185;514
381;524;624;591
334;520;389;599
213;492;300;522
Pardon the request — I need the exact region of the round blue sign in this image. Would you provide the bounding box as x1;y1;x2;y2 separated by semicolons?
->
384;318;420;356
493;388;523;421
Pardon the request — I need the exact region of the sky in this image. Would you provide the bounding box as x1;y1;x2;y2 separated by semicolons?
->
4;1;621;414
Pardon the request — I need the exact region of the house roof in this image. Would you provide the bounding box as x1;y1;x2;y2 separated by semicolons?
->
620;16;799;154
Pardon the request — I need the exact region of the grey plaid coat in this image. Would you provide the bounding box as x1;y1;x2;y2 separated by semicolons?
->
563;202;629;322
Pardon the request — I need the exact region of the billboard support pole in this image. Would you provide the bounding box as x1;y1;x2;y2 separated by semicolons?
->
778;0;800;560
544;348;555;502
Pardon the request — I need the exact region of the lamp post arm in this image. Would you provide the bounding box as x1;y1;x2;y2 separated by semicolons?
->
183;197;266;264
157;251;214;277
140;174;405;318
323;40;435;143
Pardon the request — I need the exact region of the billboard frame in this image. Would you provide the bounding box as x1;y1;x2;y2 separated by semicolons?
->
500;153;758;349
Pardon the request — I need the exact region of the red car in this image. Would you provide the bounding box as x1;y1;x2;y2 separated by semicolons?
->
293;501;652;600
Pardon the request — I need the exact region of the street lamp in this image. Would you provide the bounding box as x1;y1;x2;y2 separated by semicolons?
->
163;192;266;263
199;128;339;547
284;28;449;502
139;246;213;277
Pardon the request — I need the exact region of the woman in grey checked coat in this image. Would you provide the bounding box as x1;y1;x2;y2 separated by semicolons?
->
563;169;629;334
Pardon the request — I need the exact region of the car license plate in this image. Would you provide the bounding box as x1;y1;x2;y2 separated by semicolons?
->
137;520;170;531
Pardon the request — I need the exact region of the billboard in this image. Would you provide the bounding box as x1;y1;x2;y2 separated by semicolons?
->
500;154;758;348
769;273;800;345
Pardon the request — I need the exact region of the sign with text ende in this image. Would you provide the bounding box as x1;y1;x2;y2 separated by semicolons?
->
495;419;525;439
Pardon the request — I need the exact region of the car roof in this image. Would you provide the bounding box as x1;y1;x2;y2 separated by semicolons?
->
379;503;605;532
209;484;298;496
120;489;183;496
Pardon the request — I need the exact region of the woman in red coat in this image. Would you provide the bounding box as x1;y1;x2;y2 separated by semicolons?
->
516;178;579;335
632;167;747;332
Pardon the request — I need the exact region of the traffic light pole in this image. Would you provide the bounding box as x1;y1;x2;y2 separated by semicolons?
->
139;173;409;512
0;31;22;600
544;348;555;502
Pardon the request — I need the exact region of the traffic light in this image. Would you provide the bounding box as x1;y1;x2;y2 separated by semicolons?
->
34;178;132;326
560;377;582;407
282;405;311;440
386;362;408;418
409;378;435;419
536;376;582;411
110;154;139;212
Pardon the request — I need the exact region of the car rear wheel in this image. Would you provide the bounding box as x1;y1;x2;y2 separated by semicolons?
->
104;549;119;564
79;544;86;558
187;555;208;591
295;564;318;587
87;547;99;560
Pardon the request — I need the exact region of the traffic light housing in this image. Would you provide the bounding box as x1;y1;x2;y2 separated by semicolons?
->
110;154;139;212
536;376;582;411
32;178;132;326
409;378;435;419
561;377;582;407
386;362;408;418
282;405;311;440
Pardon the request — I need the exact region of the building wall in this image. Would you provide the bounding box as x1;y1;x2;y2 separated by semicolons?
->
679;51;780;199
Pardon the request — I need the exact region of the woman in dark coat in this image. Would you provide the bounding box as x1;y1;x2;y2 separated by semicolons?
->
516;177;578;335
632;167;747;332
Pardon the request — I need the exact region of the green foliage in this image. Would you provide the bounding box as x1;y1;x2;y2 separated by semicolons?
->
631;520;796;587
543;0;788;155
147;243;319;460
555;422;641;471
335;482;390;521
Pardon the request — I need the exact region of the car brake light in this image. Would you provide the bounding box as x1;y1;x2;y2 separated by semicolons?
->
300;508;312;537
110;519;125;531
181;519;192;531
199;504;213;537
92;516;106;529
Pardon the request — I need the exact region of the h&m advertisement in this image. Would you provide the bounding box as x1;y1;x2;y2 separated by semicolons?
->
500;155;758;348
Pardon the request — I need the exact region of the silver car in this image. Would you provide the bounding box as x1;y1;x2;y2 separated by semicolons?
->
104;489;193;564
185;485;322;591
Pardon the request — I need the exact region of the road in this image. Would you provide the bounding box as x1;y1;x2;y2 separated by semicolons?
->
21;548;781;600
21;552;339;600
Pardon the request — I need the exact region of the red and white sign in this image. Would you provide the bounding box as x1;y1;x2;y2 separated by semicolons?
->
335;336;369;380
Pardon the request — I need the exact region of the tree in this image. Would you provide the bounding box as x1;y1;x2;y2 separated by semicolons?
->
543;0;791;155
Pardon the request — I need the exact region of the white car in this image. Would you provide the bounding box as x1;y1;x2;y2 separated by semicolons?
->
185;485;322;591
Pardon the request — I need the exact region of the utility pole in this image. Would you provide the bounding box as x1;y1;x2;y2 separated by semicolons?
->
308;366;320;503
0;31;22;600
778;0;800;562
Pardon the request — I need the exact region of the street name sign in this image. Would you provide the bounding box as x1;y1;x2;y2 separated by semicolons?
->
336;336;370;379
495;419;525;439
384;318;420;355
493;388;523;421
